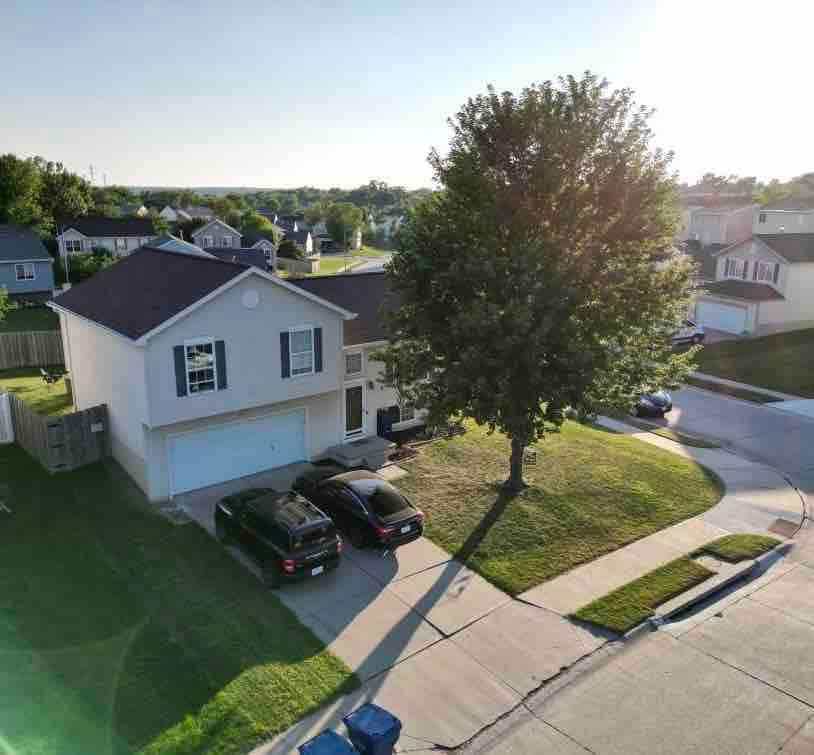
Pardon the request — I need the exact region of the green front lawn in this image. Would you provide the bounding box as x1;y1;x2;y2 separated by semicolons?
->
572;557;715;633
315;256;366;275
0;444;357;755
0;367;73;415
697;534;780;563
696;328;814;397
0;305;59;333
397;421;723;595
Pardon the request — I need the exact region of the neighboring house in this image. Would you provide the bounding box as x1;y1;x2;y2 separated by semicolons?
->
190;219;242;250
49;251;420;502
693;233;814;335
286;229;314;256
0;225;56;302
753;198;814;235
119;203;149;217
159;206;183;223
57;217;156;257
183;206;215;221
684;203;756;247
371;214;402;241
681;242;726;282
242;232;277;269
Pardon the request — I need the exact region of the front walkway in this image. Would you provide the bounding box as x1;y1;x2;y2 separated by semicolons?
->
246;416;805;753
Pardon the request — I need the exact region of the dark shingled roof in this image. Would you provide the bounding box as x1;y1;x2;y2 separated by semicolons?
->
206;247;269;270
0;225;52;262
51;247;246;339
703;279;784;301
60;216;155;237
756;234;814;264
291;272;395;346
762;197;814;211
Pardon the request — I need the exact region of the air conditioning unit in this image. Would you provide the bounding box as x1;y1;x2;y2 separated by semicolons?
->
0;393;14;445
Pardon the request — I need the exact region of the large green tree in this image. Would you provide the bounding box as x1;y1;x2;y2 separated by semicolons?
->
326;202;363;249
35;158;93;230
382;73;696;490
0;154;42;227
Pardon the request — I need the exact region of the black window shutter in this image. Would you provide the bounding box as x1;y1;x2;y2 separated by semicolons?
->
742;261;748;280
215;340;227;389
280;332;290;378
314;327;323;373
773;263;780;284
753;262;758;280
724;258;730;276
173;345;188;397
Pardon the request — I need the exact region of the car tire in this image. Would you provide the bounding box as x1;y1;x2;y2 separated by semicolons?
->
263;564;281;589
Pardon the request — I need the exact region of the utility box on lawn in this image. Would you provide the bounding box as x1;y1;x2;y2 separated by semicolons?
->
342;703;402;755
298;729;358;754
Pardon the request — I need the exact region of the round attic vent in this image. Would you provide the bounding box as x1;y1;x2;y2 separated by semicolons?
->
242;289;260;309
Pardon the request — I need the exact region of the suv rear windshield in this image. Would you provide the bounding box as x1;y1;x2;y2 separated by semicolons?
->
291;523;336;552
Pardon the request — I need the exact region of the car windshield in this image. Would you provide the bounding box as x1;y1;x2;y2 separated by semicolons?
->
291;523;336;552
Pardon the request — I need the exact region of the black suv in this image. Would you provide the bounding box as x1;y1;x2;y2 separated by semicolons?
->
215;488;342;587
293;469;424;550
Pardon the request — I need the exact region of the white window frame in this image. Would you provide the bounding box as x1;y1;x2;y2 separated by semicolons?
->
725;258;745;279
344;349;363;378
114;238;127;252
15;263;35;281
65;238;83;254
202;235;214;247
221;235;233;248
758;213;767;224
184;337;217;395
755;261;776;283
289;325;314;377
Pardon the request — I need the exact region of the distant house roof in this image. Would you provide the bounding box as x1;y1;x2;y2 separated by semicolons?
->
50;247;248;340
119;203;146;216
190;218;242;239
291;272;396;346
183;205;214;219
60;216;155;237
754;234;814;264
691;202;755;215
205;247;268;270
150;234;214;258
286;229;311;246
761;197;814;211
703;279;784;301
0;225;52;263
242;232;277;248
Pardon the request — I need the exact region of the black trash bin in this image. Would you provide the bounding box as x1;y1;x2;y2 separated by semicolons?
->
342;703;402;755
298;729;358;755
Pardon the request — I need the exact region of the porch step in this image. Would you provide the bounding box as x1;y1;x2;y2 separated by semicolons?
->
320;436;396;470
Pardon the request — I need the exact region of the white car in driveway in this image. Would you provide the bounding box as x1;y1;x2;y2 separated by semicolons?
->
672;319;705;346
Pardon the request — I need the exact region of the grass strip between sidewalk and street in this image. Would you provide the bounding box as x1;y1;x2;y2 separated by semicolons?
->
571;557;716;633
695;534;781;563
685;376;781;405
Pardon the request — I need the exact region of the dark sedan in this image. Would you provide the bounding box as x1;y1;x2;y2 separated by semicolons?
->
636;389;673;417
294;469;425;550
215;487;342;587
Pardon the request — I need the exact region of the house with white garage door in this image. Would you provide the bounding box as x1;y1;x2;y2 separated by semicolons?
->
693;233;814;335
48;247;422;502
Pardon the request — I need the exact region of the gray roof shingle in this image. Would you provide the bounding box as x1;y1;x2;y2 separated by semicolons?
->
51;247;246;340
0;225;52;262
60;216;155;237
703;279;784;301
756;234;814;263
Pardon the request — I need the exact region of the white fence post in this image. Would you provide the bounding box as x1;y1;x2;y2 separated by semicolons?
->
0;393;14;444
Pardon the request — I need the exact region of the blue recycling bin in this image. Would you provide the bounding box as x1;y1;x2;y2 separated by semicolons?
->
342;703;402;755
298;729;358;755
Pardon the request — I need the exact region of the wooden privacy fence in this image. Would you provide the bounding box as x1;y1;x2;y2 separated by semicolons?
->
0;331;64;369
6;393;109;472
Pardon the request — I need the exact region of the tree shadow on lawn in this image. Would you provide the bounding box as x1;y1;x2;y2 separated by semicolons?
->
454;484;518;564
0;445;355;755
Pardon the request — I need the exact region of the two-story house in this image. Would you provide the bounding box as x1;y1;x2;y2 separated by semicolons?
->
693;232;814;335
753;198;814;234
48;249;420;502
57;217;156;257
684;203;756;248
190;219;243;250
0;225;56;302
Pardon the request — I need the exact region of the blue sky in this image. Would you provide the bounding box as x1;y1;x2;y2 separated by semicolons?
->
1;0;810;189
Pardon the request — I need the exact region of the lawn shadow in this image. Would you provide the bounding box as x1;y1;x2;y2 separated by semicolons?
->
455;484;519;564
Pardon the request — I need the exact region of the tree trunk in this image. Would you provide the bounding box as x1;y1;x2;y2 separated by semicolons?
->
506;436;526;491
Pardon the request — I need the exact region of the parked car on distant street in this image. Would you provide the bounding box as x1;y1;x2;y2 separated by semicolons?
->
294;470;424;550
215;487;342;587
672;319;705;346
636;390;673;417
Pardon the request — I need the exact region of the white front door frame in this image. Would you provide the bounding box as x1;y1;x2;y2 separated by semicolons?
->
343;380;366;440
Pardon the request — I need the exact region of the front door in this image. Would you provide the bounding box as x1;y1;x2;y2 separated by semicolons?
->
344;383;365;439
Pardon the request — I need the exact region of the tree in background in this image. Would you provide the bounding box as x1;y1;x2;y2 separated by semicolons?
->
0;154;42;227
36;158;93;230
241;211;276;237
303;200;329;227
326;202;363;250
0;287;8;324
381;73;696;490
276;238;303;259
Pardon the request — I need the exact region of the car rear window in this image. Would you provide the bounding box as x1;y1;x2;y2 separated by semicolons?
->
366;484;410;518
291;523;336;552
